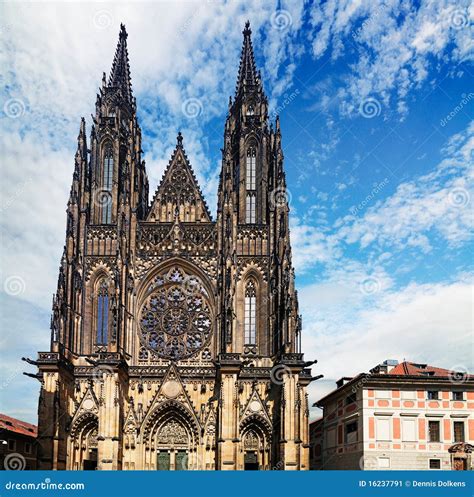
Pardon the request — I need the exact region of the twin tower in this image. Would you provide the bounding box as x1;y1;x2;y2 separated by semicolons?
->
33;22;313;471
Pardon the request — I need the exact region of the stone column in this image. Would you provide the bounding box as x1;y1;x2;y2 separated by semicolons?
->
216;354;241;470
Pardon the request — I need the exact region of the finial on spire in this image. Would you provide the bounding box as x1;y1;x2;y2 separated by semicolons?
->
119;23;128;40
177;131;183;147
235;20;260;96
243;20;251;36
108;23;133;103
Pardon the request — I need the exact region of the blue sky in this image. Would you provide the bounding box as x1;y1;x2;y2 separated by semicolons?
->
1;0;473;423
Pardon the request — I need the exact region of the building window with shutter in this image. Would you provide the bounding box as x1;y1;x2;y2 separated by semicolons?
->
428;421;440;442
345;421;358;443
453;421;465;442
429;459;441;469
375;418;391;441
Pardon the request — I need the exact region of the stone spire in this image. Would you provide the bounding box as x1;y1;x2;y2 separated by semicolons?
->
108;23;133;103
235;21;261;96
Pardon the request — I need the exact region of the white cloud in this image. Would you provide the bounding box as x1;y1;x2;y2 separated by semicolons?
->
304;276;473;419
308;0;474;116
338;121;473;253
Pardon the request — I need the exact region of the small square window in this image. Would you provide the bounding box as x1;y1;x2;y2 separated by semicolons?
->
345;393;357;405
429;459;441;469
452;392;464;401
427;391;439;400
345;421;358;443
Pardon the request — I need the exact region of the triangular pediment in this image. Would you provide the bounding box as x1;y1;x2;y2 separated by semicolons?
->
72;384;100;422
241;387;271;425
147;136;212;223
142;363;200;426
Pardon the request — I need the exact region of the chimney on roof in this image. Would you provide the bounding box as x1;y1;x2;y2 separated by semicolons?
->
370;359;399;375
336;377;353;388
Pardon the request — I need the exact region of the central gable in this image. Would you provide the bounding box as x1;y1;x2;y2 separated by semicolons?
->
147;133;212;223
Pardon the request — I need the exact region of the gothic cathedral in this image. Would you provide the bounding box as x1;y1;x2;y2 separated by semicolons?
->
34;22;313;471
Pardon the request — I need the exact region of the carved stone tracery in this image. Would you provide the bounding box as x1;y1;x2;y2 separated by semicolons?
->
139;267;213;360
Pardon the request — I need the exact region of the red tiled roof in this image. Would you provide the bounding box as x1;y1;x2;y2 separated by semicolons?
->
389;361;462;377
0;413;37;438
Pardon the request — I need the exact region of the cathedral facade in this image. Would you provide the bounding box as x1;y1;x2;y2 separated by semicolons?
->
34;22;313;471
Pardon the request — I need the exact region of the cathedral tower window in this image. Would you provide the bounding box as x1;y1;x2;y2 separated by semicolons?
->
244;280;257;345
100;144;113;224
103;144;114;190
96;279;109;345
245;146;256;223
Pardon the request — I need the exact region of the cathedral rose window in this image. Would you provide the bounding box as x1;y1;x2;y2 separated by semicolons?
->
139;267;212;360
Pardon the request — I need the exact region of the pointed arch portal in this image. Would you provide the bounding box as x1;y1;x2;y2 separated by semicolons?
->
142;401;200;470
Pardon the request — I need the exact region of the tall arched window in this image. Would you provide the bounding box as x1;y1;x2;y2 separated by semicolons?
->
244;281;257;345
103;145;114;191
101;145;113;224
96;280;109;345
246;147;256;223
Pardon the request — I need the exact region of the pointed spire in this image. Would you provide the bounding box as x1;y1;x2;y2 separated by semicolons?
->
235;20;259;96
108;23;133;103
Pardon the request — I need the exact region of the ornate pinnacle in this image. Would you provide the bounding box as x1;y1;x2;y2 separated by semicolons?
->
235;21;260;96
108;23;133;103
243;20;251;36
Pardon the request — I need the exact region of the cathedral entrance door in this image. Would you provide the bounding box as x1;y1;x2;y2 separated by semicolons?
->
83;448;97;470
175;450;188;470
157;451;170;470
244;451;259;470
453;458;467;470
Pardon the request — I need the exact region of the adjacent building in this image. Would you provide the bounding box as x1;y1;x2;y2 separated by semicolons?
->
0;414;37;470
311;360;473;471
